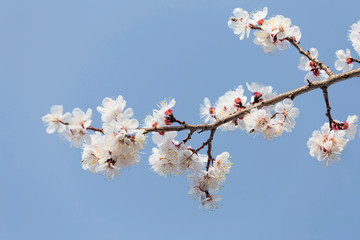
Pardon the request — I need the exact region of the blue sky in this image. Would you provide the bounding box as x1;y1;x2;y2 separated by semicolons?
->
1;0;360;239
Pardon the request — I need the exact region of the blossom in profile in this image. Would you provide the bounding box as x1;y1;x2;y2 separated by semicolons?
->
304;70;328;82
246;82;276;103
144;98;177;145
42;105;71;134
200;97;215;123
298;48;329;82
335;49;353;73
249;7;268;26
344;115;358;140
332;115;358;140
199;194;222;210
349;20;360;56
298;48;318;71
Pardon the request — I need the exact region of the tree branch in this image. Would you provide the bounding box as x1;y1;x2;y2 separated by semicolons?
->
142;67;360;133
86;126;104;133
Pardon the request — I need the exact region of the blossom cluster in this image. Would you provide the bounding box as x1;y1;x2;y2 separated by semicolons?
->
228;7;301;53
42;96;145;179
188;152;231;209
307;115;358;166
200;82;300;140
144;99;232;209
42;105;93;147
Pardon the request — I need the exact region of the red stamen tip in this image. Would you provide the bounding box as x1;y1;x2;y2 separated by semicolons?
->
164;109;172;116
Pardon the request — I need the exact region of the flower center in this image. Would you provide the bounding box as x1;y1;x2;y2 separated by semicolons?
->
209;107;215;114
346;57;353;64
257;19;264;25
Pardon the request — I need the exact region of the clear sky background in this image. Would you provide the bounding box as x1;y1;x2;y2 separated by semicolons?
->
1;0;360;239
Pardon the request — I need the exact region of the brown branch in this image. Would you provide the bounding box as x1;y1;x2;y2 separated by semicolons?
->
192;140;210;156
84;68;360;135
321;87;333;129
286;37;334;76
206;129;216;171
174;119;187;126
87;126;104;134
142;68;360;133
248;24;263;30
182;129;195;144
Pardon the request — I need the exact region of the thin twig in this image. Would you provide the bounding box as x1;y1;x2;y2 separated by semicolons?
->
321;87;333;129
206;129;216;171
182;129;195;144
192;140;210;156
173;119;186;125
87;126;104;134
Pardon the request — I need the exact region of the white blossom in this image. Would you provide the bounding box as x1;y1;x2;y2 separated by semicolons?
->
63;108;93;147
145;98;176;128
200;97;215;123
81;132;110;174
70;108;92;130
292;26;302;42
254;15;300;53
344;115;358;140
335;49;353;73
228;8;251;40
249;7;268;26
178;150;207;174
199;194;222;210
213;85;247;131
149;140;184;177
349;20;360;56
244;108;284;140
42;105;71;134
144;98;178;145
298;48;318;71
152;131;177;146
189;152;232;194
274;99;299;132
304;70;328;82
97;95;127;123
307;123;348;166
246;82;276;103
332;115;358;140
